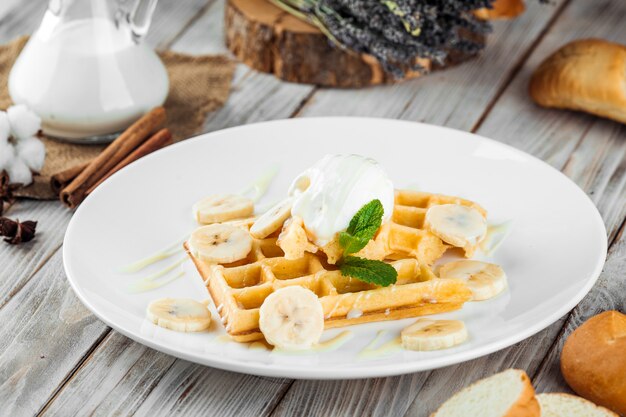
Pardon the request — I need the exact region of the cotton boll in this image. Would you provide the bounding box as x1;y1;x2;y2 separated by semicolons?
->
0;111;9;145
0;143;16;171
6;156;33;185
16;136;46;172
7;104;41;141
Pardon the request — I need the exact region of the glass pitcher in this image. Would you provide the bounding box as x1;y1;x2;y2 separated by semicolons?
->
8;0;169;143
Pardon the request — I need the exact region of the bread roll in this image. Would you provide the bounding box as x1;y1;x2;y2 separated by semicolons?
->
476;0;525;19
431;369;540;417
537;393;618;417
529;39;626;125
560;310;626;416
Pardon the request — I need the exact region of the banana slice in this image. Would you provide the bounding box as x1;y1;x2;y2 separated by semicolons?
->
277;216;318;260
425;204;487;254
439;260;507;301
188;223;252;264
250;198;293;239
146;298;211;332
193;194;254;224
401;319;468;351
259;286;324;350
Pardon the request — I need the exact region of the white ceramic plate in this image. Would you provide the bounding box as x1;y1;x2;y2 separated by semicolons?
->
64;118;607;379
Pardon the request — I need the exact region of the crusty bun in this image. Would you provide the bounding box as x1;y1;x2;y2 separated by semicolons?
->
561;310;626;416
529;39;626;125
431;369;540;417
537;393;618;417
475;0;525;19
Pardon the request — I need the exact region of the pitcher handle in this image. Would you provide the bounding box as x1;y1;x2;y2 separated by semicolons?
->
128;0;158;42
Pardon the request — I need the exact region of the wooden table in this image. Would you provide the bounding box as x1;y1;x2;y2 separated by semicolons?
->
1;1;624;416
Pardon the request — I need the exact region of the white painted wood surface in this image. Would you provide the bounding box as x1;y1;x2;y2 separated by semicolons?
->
0;0;624;416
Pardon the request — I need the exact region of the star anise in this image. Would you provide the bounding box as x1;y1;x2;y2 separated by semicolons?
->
0;171;21;216
0;217;37;244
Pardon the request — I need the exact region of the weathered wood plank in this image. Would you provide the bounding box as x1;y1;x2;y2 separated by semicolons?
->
0;202;72;309
0;249;109;417
0;0;27;22
169;0;226;55
533;222;625;394
40;330;291;417
561;121;626;244
41;332;178;416
273;374;432;417
532;122;626;393
201;69;313;133
0;0;47;43
150;0;215;49
130;363;290;417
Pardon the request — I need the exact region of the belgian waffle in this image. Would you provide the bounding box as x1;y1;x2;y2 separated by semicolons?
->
185;237;471;342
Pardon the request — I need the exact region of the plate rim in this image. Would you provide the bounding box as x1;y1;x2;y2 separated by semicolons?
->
63;117;608;379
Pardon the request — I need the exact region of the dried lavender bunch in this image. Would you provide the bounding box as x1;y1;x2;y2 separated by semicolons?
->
270;0;496;77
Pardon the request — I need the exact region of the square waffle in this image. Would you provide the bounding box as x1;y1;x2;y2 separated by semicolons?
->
185;237;471;342
185;190;484;342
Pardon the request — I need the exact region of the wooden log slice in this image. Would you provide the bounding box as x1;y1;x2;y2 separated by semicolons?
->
225;0;430;88
224;0;519;88
225;0;525;88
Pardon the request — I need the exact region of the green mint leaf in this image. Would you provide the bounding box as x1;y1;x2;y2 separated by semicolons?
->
339;256;398;287
338;231;370;255
338;199;385;256
346;199;385;242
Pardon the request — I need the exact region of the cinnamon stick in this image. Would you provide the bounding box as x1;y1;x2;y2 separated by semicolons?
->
60;107;166;208
87;128;172;194
50;161;91;195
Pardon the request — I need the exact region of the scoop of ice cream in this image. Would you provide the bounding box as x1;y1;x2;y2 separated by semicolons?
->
289;154;394;246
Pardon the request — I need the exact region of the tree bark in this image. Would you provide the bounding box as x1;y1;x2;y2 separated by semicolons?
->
225;0;430;88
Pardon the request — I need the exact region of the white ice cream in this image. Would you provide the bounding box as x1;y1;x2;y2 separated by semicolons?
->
289;154;395;246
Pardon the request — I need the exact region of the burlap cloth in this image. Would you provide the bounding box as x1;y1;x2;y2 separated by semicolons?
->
0;36;235;199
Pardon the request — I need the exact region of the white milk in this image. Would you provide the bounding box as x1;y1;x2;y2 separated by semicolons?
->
9;18;168;139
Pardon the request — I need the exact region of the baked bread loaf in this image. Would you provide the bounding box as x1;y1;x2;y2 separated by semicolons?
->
537;393;618;417
529;39;626;125
560;310;626;416
430;369;540;417
476;0;525;19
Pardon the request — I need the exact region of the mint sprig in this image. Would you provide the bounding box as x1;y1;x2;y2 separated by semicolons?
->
337;199;397;287
338;199;384;255
339;256;398;287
